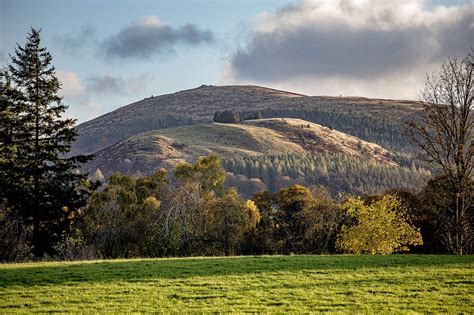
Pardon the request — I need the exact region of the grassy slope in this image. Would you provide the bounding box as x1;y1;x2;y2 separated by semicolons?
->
82;118;393;176
1;255;472;312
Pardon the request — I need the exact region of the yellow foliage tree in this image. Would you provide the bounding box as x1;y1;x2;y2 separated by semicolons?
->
337;194;423;254
245;200;261;227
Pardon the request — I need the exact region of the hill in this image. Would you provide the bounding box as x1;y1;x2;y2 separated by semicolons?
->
72;85;423;156
82;118;429;196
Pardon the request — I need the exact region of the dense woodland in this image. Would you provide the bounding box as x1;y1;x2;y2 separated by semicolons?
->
0;29;472;262
222;152;430;197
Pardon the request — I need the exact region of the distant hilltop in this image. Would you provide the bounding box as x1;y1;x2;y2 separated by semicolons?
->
72;84;421;156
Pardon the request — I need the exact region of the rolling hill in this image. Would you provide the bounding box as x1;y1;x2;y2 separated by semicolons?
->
82;118;395;176
82;117;430;197
72;85;423;156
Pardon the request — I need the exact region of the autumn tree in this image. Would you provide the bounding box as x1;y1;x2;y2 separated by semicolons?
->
174;154;226;193
275;185;316;253
248;185;344;254
408;49;473;254
205;188;260;255
337;195;422;254
82;171;168;258
0;28;97;257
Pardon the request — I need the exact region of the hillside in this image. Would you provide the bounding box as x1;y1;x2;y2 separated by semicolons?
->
72;85;423;155
82;118;430;196
82;118;394;176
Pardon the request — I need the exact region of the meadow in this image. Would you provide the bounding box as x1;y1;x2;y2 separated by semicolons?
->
0;255;472;312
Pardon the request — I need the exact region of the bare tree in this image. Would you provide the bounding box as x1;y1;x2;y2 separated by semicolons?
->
408;49;473;254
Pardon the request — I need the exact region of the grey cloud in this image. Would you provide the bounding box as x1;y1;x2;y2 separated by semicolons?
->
101;19;214;59
54;26;97;51
86;74;149;95
230;4;473;82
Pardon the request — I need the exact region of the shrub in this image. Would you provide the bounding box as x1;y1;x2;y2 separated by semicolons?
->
336;194;422;254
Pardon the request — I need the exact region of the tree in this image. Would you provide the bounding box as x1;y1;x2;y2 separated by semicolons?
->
213;110;240;123
82;172;166;258
174;155;226;193
0;28;97;257
275;185;315;253
421;175;474;254
408;49;473;254
205;188;260;255
336;195;423;254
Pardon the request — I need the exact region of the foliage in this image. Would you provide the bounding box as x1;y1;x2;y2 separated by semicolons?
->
337;195;423;254
0;202;33;262
213;110;240;123
420;176;473;254
82;171;168;258
0;28;97;257
223;152;430;197
174;154;226;193
81;157;260;258
247;185;344;254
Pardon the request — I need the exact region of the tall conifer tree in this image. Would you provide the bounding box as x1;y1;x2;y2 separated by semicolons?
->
0;28;96;256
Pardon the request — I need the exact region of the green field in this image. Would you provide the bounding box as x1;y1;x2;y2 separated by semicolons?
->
0;255;472;312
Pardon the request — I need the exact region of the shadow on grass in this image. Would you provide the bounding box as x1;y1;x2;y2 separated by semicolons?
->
0;255;472;288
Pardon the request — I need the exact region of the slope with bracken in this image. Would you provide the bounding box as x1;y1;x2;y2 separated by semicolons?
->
82;118;396;176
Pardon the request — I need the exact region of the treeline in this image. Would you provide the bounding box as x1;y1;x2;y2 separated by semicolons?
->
222;152;430;197
258;108;416;153
4;155;454;261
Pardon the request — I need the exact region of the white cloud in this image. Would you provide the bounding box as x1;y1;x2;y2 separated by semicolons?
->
56;70;151;122
57;70;85;97
224;0;473;99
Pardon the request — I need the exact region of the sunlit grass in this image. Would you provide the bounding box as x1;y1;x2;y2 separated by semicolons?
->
1;255;472;312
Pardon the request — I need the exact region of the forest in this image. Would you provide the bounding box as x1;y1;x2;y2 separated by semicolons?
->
222;152;430;197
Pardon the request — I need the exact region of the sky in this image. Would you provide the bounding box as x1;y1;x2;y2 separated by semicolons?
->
1;0;473;123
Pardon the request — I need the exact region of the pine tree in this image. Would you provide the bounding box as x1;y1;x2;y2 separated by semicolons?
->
0;28;97;257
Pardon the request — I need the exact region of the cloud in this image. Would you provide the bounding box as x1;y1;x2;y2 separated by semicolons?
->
57;70;85;97
86;74;150;95
57;70;151;122
225;0;473;99
54;26;97;52
101;16;215;59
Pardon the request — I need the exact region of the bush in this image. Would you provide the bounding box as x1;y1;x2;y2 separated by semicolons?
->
0;203;33;262
336;194;423;254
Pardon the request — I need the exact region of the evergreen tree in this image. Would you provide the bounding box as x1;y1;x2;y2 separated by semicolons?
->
0;28;97;257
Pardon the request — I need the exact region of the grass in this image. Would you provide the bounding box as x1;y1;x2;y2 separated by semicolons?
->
0;255;473;312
